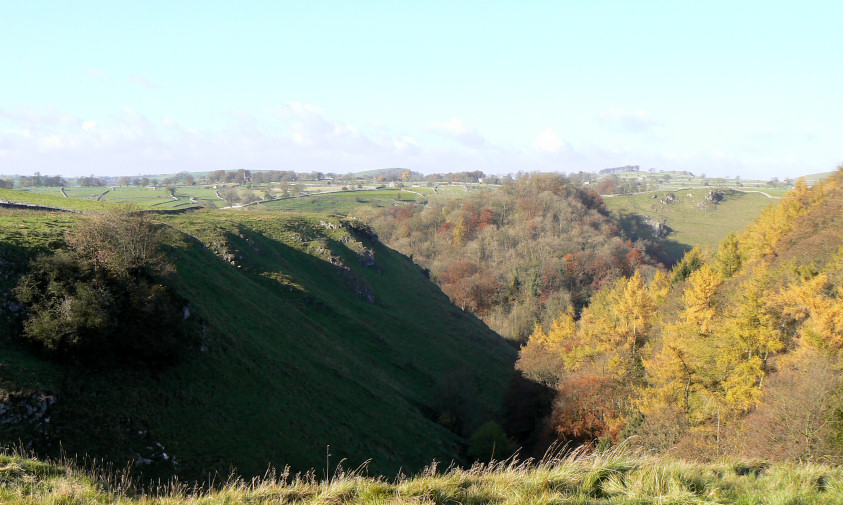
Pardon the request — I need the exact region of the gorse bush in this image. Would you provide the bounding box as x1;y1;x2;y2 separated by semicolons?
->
13;210;192;364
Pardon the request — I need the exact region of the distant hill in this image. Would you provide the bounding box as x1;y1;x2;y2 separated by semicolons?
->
0;197;516;480
353;167;416;179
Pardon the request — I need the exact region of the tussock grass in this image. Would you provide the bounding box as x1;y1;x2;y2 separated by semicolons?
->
1;446;841;504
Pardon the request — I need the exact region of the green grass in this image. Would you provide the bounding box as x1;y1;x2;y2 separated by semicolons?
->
0;206;516;482
257;190;424;214
173;187;225;200
1;448;840;504
603;189;776;262
0;188;114;212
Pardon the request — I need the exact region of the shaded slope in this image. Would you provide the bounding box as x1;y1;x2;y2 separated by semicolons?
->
0;208;516;480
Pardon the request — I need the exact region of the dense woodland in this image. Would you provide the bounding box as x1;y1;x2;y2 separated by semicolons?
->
513;171;843;462
357;173;658;342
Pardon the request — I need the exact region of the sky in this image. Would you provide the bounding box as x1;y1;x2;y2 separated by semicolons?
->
1;1;841;179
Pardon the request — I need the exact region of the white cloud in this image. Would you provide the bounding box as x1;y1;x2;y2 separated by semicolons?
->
0;103;828;179
129;73;160;90
427;118;485;148
533;128;570;153
600;108;663;133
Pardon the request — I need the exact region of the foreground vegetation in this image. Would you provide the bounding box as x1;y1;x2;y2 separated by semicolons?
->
1;448;841;504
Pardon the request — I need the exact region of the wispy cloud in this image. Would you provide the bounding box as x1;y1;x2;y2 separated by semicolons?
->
600;108;663;133
84;68;112;84
129;73;160;90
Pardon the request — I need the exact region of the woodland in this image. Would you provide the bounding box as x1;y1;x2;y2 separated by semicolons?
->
362;170;843;465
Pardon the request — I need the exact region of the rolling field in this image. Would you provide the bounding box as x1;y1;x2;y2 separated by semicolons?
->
0;188;114;212
258;189;424;214
604;188;776;261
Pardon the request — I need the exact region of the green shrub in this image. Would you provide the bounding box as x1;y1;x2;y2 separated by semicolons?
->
13;250;191;364
13;210;194;364
467;421;514;463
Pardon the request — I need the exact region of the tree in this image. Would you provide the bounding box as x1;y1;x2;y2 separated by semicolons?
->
467;421;514;462
715;231;742;278
671;247;706;283
14;210;191;363
680;264;722;334
65;208;168;277
742;348;843;463
612;271;656;357
641;265;723;421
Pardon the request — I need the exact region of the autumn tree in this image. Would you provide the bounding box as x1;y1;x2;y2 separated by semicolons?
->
715;231;742;278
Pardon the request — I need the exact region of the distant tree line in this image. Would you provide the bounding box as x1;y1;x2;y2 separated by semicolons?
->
18;172;67;187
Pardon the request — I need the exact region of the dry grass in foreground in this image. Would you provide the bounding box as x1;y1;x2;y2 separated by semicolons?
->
1;446;841;504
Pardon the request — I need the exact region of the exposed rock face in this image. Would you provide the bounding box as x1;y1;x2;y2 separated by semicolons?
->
644;217;669;238
660;193;678;205
705;190;724;203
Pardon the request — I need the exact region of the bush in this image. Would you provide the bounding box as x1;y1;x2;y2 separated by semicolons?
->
14;250;190;364
65;208;169;278
13;211;193;365
468;421;514;463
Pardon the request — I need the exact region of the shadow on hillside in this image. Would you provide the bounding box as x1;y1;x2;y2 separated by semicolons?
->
616;212;692;267
0;214;520;485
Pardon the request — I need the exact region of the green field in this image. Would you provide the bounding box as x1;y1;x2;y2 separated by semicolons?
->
603;188;776;262
0;188;114;212
258;189;424;214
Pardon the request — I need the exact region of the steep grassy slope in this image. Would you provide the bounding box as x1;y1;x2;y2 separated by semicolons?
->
0;205;516;480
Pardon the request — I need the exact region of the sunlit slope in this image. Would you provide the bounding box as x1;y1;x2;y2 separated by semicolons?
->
604;189;776;262
0;208;516;479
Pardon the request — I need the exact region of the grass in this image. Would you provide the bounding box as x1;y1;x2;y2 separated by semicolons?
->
1;447;840;504
603;189;776;262
258;190;425;215
0;206;516;482
0;188;115;212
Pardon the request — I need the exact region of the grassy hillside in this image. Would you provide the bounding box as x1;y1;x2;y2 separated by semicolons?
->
604;189;776;263
258;189;424;214
0;206;516;480
2;449;841;504
0;187;115;212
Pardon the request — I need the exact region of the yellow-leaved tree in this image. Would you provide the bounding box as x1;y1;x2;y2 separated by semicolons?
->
641;264;724;422
719;267;783;411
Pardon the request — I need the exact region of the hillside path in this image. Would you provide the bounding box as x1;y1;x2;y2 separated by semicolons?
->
734;189;780;199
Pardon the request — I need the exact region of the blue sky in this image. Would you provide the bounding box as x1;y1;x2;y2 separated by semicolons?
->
1;1;840;178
